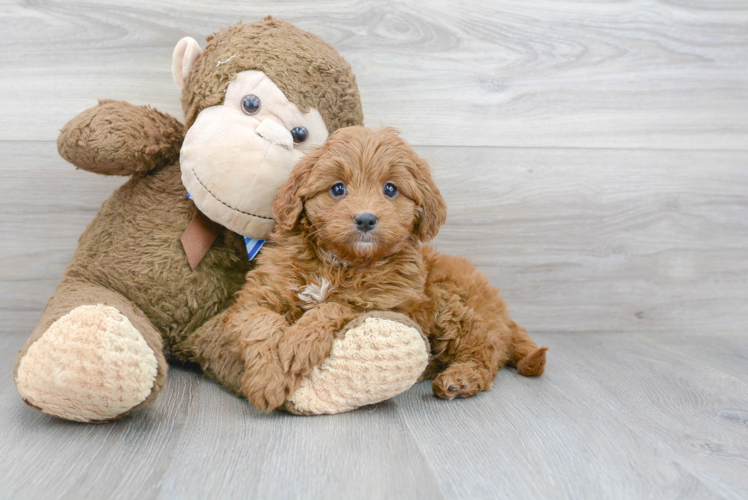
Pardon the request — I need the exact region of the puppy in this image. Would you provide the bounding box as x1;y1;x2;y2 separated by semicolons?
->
225;126;547;411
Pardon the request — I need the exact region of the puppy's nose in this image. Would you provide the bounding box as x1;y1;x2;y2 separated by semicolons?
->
354;213;378;233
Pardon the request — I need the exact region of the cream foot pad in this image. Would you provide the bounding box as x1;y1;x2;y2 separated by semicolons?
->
15;305;158;422
286;316;429;415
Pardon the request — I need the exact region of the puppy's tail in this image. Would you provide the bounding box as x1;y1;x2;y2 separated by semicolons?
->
507;324;548;377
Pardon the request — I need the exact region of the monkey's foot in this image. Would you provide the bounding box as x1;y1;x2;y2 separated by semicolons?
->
15;305;160;423
284;312;429;415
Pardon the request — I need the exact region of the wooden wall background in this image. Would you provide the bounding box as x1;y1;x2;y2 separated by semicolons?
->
1;0;747;335
1;3;748;499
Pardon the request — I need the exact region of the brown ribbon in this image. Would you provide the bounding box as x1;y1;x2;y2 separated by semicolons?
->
181;211;222;270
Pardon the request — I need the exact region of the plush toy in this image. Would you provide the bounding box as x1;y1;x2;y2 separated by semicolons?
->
13;17;430;422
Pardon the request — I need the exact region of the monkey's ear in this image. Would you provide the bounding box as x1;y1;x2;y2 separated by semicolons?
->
172;37;203;92
413;156;447;242
272;150;320;232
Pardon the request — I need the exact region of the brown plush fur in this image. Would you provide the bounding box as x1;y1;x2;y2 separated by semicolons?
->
57;100;185;176
14;18;364;422
182;17;363;133
225;127;547;411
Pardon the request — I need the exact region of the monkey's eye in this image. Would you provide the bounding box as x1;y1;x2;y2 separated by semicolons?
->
241;94;261;115
291;127;308;144
383;182;398;199
330;182;346;199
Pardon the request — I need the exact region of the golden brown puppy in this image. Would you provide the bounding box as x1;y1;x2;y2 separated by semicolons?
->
225;126;547;411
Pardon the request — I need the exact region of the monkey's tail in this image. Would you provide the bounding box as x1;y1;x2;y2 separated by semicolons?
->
507;324;548;377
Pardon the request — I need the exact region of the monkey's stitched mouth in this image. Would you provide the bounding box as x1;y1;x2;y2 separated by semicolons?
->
190;167;274;221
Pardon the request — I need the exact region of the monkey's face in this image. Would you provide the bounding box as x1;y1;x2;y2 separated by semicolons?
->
180;70;329;239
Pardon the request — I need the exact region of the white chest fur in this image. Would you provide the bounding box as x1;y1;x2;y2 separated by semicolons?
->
297;277;334;309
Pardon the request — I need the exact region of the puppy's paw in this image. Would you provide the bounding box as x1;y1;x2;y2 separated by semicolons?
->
278;328;334;376
432;362;490;400
242;363;288;412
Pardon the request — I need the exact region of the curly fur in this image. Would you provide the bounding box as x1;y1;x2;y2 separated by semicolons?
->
226;127;547;411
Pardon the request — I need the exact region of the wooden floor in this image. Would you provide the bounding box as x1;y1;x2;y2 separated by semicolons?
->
2;330;747;499
1;1;747;499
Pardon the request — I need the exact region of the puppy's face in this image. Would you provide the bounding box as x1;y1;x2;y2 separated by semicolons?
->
303;140;419;262
273;127;447;263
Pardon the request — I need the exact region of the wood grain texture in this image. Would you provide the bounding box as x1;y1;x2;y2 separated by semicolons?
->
1;1;747;498
2;142;745;334
1;0;747;148
1;331;747;499
423;146;748;333
157;380;443;500
393;331;748;499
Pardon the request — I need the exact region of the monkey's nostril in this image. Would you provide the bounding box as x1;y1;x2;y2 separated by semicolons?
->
353;213;377;232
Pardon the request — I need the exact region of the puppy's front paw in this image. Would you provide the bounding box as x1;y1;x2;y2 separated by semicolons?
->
432;362;490;400
278;328;334;376
242;362;288;412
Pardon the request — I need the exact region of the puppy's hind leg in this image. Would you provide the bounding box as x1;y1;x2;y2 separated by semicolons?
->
507;323;548;377
428;295;498;400
424;249;547;399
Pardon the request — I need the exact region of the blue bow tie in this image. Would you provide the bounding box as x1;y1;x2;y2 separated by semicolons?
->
243;237;265;261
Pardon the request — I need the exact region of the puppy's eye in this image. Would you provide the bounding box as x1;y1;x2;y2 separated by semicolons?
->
241;94;261;115
330;182;346;199
291;127;308;144
383;182;398;199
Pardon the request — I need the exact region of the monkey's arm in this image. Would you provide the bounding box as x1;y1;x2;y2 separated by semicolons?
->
57;100;184;176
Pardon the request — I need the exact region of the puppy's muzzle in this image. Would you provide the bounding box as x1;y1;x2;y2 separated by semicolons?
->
354;213;377;233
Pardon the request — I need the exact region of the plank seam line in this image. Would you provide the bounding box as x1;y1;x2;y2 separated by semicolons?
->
3;140;748;154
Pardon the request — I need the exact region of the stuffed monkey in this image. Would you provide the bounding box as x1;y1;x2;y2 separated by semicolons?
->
13;18;429;422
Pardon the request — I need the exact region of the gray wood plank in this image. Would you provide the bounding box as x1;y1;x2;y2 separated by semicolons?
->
653;332;748;383
3;330;748;499
156;376;444;500
0;141;126;328
393;331;748;500
1;0;746;148
421;146;748;334
3;142;745;335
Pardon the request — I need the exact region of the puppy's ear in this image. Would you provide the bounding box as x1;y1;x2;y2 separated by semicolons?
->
412;156;447;242
272;148;322;231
